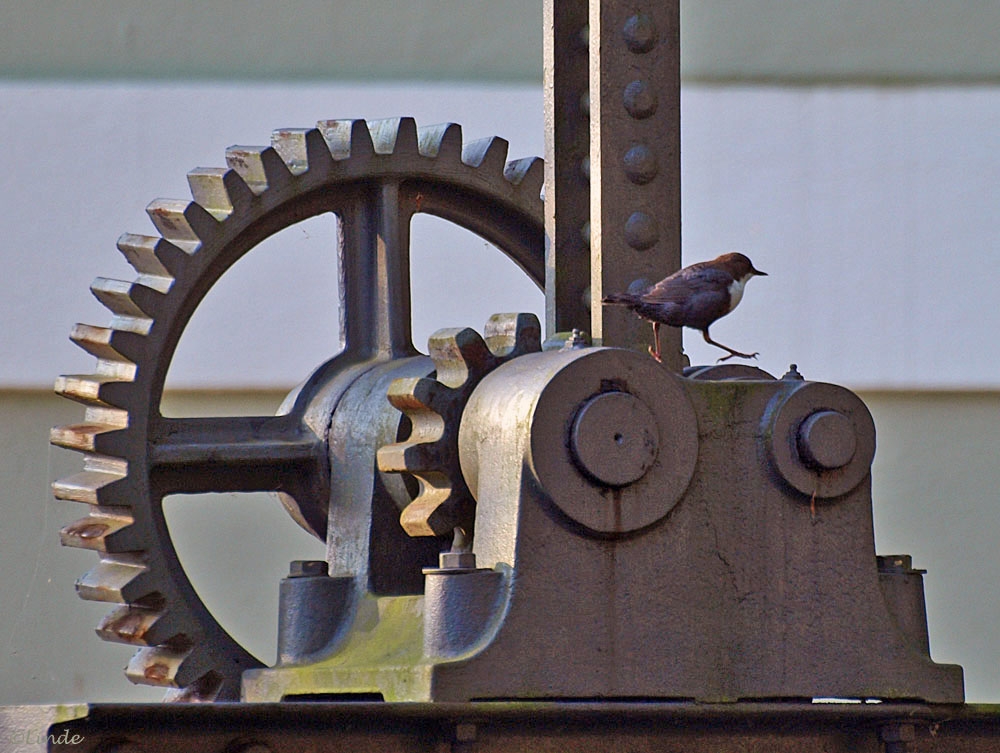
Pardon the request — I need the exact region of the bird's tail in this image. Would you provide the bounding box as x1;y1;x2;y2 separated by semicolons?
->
601;292;636;306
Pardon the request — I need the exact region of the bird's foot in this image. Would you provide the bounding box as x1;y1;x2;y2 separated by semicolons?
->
647;346;663;363
716;351;759;363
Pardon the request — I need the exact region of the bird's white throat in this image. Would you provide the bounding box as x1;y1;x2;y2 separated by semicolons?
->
726;276;750;312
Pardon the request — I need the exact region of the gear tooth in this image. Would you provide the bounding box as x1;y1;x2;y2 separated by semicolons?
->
417;122;463;159
117;233;188;279
163;673;226;702
428;327;496;389
97;606;186;647
484;312;542;358
52;466;129;506
54;374;133;409
399;483;472;537
187;167;254;220
316;118;375;161
125;646;189;688
462;136;510;172
69;323;143;364
385;376;448;413
76;556;155;604
271;127;333;176
60;508;137;553
225;145;293;194
69;324;115;360
504;156;545;196
377;441;441;475
127;644;220;690
50;418;127;455
367;117;418;156
146;198;216;246
91;277;163;319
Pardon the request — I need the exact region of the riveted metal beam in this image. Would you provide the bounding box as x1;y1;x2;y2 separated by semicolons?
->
589;0;683;371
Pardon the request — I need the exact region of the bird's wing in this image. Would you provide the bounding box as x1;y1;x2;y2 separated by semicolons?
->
641;266;730;305
641;267;733;328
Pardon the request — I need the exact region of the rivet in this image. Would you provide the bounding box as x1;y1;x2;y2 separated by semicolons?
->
624;211;659;250
623;144;658;184
623;14;658;53
623;80;657;119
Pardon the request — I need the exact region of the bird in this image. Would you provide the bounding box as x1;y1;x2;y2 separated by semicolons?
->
601;252;767;363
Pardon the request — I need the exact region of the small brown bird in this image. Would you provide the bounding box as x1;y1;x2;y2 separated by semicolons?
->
602;252;767;363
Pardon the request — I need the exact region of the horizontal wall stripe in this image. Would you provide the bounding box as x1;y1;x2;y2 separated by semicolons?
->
3;81;999;389
4;2;1000;83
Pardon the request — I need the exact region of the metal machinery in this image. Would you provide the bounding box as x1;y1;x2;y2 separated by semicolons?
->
27;0;1000;751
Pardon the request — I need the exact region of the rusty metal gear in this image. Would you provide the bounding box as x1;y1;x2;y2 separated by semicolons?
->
377;312;541;537
51;118;543;700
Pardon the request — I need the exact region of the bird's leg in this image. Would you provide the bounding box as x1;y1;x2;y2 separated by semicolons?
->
648;321;662;362
702;328;759;362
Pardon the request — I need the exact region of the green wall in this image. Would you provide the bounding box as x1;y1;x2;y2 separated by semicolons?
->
3;1;1000;83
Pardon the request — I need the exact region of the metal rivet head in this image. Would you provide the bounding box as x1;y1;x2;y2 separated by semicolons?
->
622;13;658;53
623;144;658;184
796;410;857;470
624;211;659;250
623;80;658;119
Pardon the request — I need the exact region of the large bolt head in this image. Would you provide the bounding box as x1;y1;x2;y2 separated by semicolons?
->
796;410;857;470
570;391;659;486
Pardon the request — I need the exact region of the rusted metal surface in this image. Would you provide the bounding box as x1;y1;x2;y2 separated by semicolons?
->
588;0;683;370
35;702;1000;753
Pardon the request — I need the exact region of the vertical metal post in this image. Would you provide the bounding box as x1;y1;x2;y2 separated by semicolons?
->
543;0;591;338
589;0;682;371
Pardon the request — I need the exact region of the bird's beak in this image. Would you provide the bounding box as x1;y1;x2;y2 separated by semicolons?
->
754;268;768;276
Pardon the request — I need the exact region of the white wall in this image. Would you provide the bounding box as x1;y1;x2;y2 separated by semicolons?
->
3;82;998;390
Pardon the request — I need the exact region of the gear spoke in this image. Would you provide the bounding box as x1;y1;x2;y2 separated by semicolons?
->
338;181;416;360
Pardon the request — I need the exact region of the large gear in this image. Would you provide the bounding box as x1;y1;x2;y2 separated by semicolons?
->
51;118;544;700
377;312;541;538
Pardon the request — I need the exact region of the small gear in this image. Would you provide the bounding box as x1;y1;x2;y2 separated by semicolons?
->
52;118;544;700
377;313;541;537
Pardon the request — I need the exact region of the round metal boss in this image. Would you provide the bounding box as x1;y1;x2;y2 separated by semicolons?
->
797;410;857;470
570;391;659;487
529;348;698;535
764;381;875;499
